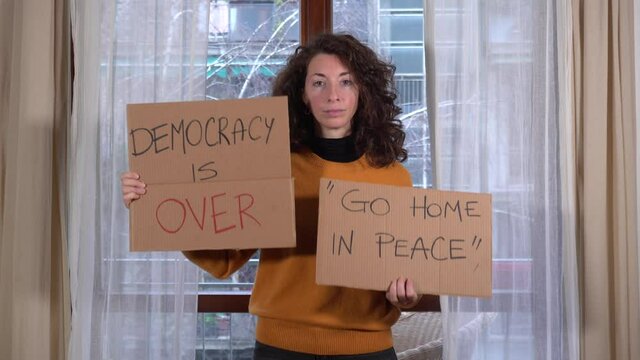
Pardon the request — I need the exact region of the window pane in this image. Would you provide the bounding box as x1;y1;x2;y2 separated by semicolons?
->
203;0;299;290
431;2;546;351
199;258;258;292
200;1;299;357
382;47;424;74
380;0;423;10
380;14;423;43
206;0;299;100
333;0;431;188
196;313;256;359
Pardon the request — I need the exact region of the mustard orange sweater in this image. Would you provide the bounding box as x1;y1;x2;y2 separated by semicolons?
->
183;150;413;355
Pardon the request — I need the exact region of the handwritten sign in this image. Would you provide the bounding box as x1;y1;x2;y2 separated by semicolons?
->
129;179;295;251
127;97;290;184
127;97;295;251
316;178;492;297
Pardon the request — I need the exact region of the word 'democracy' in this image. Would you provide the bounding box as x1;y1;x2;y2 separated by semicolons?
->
316;178;492;297
129;116;275;156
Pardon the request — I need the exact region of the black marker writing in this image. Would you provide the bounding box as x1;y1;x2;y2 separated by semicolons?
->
375;232;468;261
341;188;390;216
410;196;481;221
332;230;354;255
129;116;276;156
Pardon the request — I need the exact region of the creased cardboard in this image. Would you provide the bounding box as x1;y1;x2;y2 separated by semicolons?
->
316;178;492;297
130;178;295;251
127;97;295;251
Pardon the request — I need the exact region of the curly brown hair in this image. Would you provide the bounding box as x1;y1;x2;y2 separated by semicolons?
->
272;33;407;167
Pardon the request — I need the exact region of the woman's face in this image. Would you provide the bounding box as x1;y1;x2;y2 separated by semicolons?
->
303;53;359;138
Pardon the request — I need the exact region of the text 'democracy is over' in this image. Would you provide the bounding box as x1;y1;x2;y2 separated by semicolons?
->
126;97;295;251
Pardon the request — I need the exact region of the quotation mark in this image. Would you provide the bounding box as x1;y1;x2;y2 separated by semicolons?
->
327;181;335;194
472;235;482;272
472;235;482;250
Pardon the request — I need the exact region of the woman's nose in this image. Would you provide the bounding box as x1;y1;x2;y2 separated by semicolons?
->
327;84;340;102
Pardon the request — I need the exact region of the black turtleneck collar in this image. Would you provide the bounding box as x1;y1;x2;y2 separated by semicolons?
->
310;135;361;163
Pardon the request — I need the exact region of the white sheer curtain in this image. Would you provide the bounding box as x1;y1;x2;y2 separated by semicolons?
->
68;1;209;359
425;0;579;359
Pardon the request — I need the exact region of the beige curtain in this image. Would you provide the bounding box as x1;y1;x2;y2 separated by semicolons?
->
571;1;640;359
0;0;70;359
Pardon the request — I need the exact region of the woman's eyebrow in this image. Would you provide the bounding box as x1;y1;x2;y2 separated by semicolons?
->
309;72;351;77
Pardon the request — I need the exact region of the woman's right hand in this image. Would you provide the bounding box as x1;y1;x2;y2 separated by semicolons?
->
121;171;146;209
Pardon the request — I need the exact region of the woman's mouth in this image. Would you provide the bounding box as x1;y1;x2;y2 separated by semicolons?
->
324;109;344;117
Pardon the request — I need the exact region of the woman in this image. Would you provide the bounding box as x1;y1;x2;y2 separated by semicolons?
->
121;33;421;359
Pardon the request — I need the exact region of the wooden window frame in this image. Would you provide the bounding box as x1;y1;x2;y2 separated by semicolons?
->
197;0;440;314
198;292;440;313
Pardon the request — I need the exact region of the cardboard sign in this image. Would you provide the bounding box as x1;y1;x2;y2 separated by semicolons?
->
127;97;290;184
316;178;492;297
127;97;295;251
129;179;295;251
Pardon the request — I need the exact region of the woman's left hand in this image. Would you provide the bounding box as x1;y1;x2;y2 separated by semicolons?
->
386;277;422;309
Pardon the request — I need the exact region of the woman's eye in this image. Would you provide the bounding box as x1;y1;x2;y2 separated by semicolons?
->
312;80;324;87
340;79;353;86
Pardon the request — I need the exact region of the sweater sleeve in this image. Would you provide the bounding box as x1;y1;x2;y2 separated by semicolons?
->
182;249;256;279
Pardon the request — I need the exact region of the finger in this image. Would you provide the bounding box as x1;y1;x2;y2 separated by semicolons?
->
121;178;146;188
120;171;140;181
386;279;399;304
124;192;140;201
123;192;140;208
122;186;146;195
405;278;418;303
396;277;407;303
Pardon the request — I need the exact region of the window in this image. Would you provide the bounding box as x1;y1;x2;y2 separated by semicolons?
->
196;2;300;358
196;1;437;358
333;0;431;186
